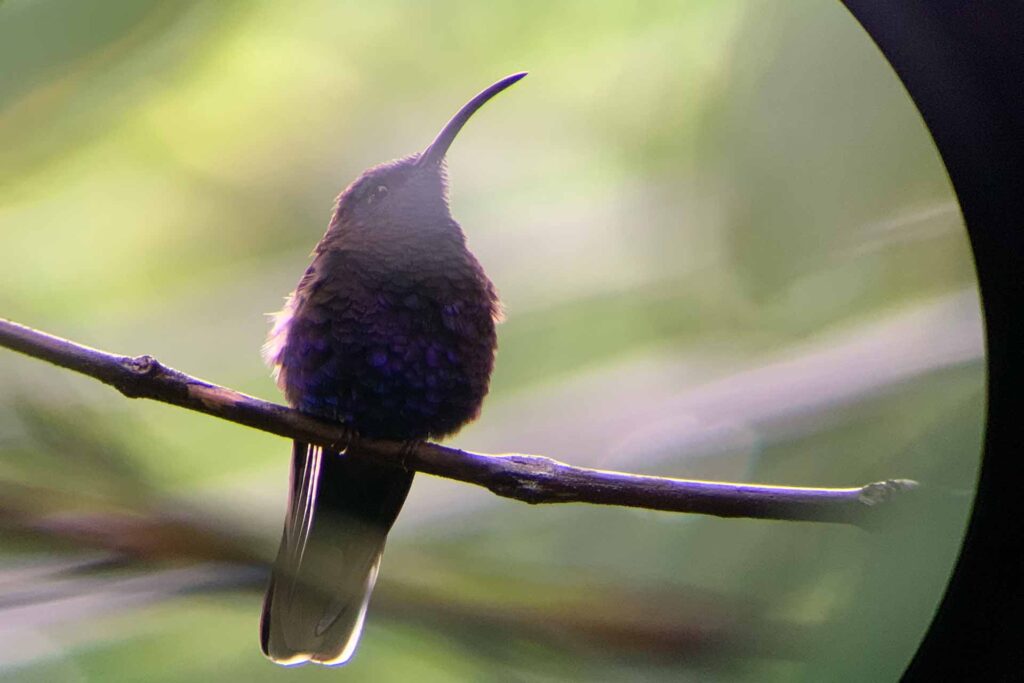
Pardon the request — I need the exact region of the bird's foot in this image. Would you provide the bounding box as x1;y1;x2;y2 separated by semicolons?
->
399;440;421;472
329;425;356;453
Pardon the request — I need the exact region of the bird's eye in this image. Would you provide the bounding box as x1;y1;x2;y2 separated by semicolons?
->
366;185;387;204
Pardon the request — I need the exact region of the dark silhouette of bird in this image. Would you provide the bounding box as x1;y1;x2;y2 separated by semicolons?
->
259;72;525;666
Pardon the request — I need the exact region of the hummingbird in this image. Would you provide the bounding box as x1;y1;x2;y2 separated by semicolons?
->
260;72;525;665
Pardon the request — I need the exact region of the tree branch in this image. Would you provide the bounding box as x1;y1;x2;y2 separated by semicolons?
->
0;317;918;528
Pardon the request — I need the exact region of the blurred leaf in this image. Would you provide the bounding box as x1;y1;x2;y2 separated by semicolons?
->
0;0;982;680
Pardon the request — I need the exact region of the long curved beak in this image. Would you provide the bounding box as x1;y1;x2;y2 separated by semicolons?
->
418;72;527;167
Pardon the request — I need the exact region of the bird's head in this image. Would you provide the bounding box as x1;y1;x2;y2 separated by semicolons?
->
331;72;526;238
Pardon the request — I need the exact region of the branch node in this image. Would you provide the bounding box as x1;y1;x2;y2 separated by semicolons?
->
859;478;919;506
113;354;164;398
126;354;159;376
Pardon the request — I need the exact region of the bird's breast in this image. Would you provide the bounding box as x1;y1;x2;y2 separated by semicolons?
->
271;250;498;441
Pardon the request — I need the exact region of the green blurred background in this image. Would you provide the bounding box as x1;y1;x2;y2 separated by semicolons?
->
0;1;984;681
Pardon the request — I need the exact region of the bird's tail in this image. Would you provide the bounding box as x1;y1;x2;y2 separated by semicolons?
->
260;441;414;666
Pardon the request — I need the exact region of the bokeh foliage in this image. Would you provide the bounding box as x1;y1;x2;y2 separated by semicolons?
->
1;1;982;681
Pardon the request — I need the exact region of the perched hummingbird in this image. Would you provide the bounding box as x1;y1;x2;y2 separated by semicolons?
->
260;73;525;666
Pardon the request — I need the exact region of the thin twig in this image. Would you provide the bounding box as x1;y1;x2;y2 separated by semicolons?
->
0;318;918;527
